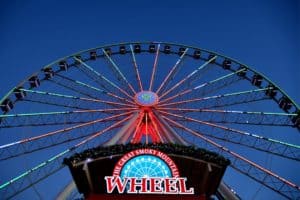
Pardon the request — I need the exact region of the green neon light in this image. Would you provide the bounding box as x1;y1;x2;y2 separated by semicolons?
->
102;49;128;82
269;139;300;149
48;149;70;162
223;88;268;97
187;56;217;79
74;57;120;90
0;149;70;189
129;45;137;62
21;89;75;99
0;111;69;118
75;80;105;93
0;88;16;104
2;42;297;115
211;68;246;84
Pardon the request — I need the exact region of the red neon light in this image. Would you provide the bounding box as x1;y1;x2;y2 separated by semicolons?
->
104;176;194;194
130;110;164;144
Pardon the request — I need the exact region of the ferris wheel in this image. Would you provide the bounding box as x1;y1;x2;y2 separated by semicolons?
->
0;42;299;199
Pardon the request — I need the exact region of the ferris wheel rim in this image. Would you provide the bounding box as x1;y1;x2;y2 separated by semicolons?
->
1;41;299;115
0;41;299;200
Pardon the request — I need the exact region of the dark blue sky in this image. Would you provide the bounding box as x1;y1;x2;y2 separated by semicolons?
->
0;0;299;199
1;0;299;103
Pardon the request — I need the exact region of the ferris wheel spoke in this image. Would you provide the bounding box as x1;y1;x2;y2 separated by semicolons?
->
159;68;246;104
158;110;300;161
156;48;189;95
130;44;143;91
149;44;160;91
158;108;295;126
160;55;217;99
51;74;134;105
74;57;134;100
1;42;298;199
0;112;132;161
102;49;136;94
0;108;135;128
147;111;164;143
163;116;300;200
158;87;271;109
0;115;131;200
117;114;142;144
0;154;65;200
19;89;135;110
104;112;140;146
152;110;189;145
21;90;93;110
50;75;106;100
50;74;111;98
130;112;144;143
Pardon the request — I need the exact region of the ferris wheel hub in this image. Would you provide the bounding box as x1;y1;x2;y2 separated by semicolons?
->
134;91;159;107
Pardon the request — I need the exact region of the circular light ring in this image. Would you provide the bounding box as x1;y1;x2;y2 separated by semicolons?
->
120;155;172;178
113;148;179;177
134;91;159;107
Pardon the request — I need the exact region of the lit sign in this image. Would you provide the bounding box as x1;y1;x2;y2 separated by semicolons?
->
104;148;194;194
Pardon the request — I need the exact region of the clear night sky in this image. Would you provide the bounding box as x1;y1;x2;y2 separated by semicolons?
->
0;0;299;199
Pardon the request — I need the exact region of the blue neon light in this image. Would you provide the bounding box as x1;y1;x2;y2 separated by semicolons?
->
135;91;157;106
120;155;172;178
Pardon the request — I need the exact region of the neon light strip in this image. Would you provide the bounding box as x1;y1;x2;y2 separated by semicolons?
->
57;74;135;104
159;68;246;104
158;88;269;107
74;115;132;148
152;111;188;145
156;48;189;94
102;49;136;94
53;74;128;104
131;112;144;143
162;116;300;189
148;111;164;143
0;149;70;189
149;44;160;91
0;115;131;190
104;112;139;145
0;111;133;149
0;108;137;118
65;76;104;92
21;89;135;107
118;113;141;144
157;108;297;116
160;55;217;99
195;68;246;90
145;112;148;144
158;110;300;149
74;57;134;100
130;44;143;91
